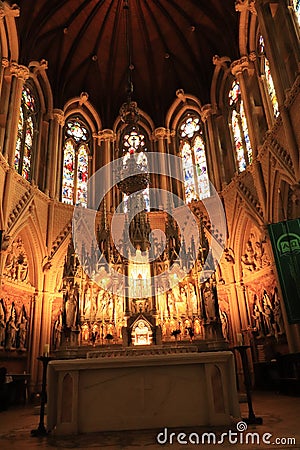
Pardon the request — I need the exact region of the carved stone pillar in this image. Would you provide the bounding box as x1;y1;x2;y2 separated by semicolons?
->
0;57;9;150
152;127;171;207
29;60;48;186
231;57;258;158
201;105;222;192
3;63;29;165
96;129;116;212
45;109;65;198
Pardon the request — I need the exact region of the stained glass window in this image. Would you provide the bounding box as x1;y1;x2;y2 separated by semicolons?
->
62;118;90;207
293;0;300;27
121;127;150;212
180;115;210;203
228;80;252;172
258;35;279;118
14;86;37;180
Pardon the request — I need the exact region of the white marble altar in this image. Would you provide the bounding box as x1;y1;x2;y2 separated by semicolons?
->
47;350;240;435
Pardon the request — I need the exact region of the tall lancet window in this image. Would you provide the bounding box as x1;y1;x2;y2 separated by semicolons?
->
14;86;37;181
180;115;209;203
293;0;300;27
121;127;150;212
62;117;90;207
258;35;279;118
229;81;252;172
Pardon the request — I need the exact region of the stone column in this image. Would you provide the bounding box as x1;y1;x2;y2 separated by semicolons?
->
96;129;116;212
0;57;9;151
152;127;171;207
45;110;65;198
201;105;222;192
231;57;258;159
3;63;29;165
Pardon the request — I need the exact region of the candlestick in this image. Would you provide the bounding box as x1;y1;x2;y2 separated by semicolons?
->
43;343;50;356
236;333;243;346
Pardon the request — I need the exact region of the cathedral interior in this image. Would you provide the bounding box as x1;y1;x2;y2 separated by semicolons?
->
0;0;300;404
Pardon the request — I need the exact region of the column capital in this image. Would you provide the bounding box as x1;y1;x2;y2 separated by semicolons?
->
1;57;9;68
235;0;257;15
200;104;217;122
53;109;65;127
95;129;116;143
212;55;231;69
152;127;171;141
231;56;249;77
0;2;20;20
28;59;48;74
9;62;30;81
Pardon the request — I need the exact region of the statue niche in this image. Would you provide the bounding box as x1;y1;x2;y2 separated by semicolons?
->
3;237;29;283
241;229;270;276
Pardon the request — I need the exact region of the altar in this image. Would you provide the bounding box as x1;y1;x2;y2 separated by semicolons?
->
47;350;240;435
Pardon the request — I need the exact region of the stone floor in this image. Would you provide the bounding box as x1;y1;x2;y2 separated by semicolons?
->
0;391;300;449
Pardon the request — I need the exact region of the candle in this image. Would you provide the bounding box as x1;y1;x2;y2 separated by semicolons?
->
236;333;243;346
43;343;50;356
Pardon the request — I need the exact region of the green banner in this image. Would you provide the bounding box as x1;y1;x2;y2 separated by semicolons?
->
268;219;300;323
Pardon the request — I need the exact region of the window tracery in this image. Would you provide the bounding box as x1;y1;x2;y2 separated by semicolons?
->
121;127;150;212
179;115;209;203
14;86;37;181
258;35;279;119
62;118;90;207
228;81;252;172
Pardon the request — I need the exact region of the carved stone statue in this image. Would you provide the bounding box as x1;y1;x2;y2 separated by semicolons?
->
220;310;229;341
203;282;216;321
65;285;78;329
6;316;18;349
18;315;28;349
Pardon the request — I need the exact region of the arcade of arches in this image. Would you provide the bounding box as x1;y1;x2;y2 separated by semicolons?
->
0;0;300;394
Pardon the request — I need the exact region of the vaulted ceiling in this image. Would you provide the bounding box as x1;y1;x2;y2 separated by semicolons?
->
15;0;239;128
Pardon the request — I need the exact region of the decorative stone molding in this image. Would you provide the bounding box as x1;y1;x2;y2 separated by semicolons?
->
50;221;72;259
95;129;116;143
235;0;257;15
2;1;20;18
53;109;65;127
200;104;216;122
152;127;171;141
248;51;257;62
79;92;89;106
28;59;48;74
9;62;30;81
6;190;34;233
236;179;264;219
263;134;295;179
1;57;9;68
176;89;186;102
284;74;300;109
212;55;231;69
231;56;249;77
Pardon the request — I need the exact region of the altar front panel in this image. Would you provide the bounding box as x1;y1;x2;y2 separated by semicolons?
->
47;351;240;434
